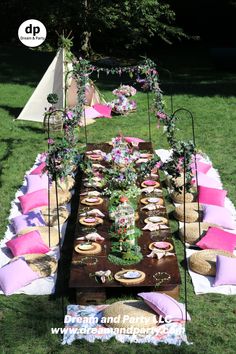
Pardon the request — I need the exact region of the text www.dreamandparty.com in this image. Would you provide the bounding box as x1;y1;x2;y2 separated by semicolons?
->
51;326;162;336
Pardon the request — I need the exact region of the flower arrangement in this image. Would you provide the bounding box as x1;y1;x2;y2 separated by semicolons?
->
108;94;137;114
112;85;136;97
103;167;138;192
136;153;162;179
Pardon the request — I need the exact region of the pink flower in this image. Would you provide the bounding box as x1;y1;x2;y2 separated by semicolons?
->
47;138;54;145
156;111;167;120
67;111;73;119
156;161;162;169
39;152;48;162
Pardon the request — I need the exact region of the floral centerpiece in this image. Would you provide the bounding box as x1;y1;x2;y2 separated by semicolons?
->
104;136;140;168
112;85;136;97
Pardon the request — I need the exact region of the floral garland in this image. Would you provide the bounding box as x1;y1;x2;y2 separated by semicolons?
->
45;53;165;181
161;140;195;192
46;138;81;180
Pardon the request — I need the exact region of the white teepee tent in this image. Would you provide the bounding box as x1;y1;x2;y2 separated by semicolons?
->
17;48;108;126
17;48;67;122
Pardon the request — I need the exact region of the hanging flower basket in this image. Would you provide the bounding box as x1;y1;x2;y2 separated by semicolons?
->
43;111;63;132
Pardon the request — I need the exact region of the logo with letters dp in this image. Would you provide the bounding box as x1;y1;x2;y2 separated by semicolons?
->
18;19;47;47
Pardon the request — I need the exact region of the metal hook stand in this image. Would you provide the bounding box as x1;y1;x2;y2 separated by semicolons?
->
52;158;65;323
170;107;201;327
46;109;67;326
183;147;188;323
170;108;200;236
47;116;51;249
147;92;152;142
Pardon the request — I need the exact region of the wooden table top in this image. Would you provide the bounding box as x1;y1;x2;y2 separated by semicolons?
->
69;142;181;290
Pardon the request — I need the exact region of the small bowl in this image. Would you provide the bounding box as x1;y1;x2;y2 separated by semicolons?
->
84;217;96;223
153;241;170;250
147;197;159;203
78;242;93;251
144;180;156;186
148;216;161;223
86;197;99;203
140;153;152;158
123;271;141;279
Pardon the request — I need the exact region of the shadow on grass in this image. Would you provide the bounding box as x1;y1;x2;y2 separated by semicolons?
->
52;170;83;303
0;105;22;118
16;124;45;134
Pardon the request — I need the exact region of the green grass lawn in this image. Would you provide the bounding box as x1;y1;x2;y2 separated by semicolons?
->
0;45;236;354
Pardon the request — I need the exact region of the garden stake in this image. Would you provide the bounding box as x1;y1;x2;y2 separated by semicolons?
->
183;147;188;324
53;156;65;325
147;91;152;142
47;111;51;248
171;107;201;238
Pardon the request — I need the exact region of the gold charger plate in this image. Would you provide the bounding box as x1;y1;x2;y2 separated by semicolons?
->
149;242;173;252
114;269;146;285
140;197;164;205
81;197;103;206
74;242;102;255
79;216;103;226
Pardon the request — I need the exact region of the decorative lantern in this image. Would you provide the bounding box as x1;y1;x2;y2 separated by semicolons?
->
114;196;135;246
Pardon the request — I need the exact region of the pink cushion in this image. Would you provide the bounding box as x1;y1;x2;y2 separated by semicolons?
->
192;172;221;189
26;174;49;193
6;230;50;256
198;186;227;207
0;258;39;295
124;137;145;143
18;189;48;214
191;161;212;174
11;211;46;234
93;104;112;118
196;227;236;252
30;162;47;175
203;205;235;230
138;292;191;322
213;255;236;286
84;106;102;119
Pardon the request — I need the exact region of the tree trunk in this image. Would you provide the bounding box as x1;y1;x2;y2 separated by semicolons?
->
81;0;92;58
